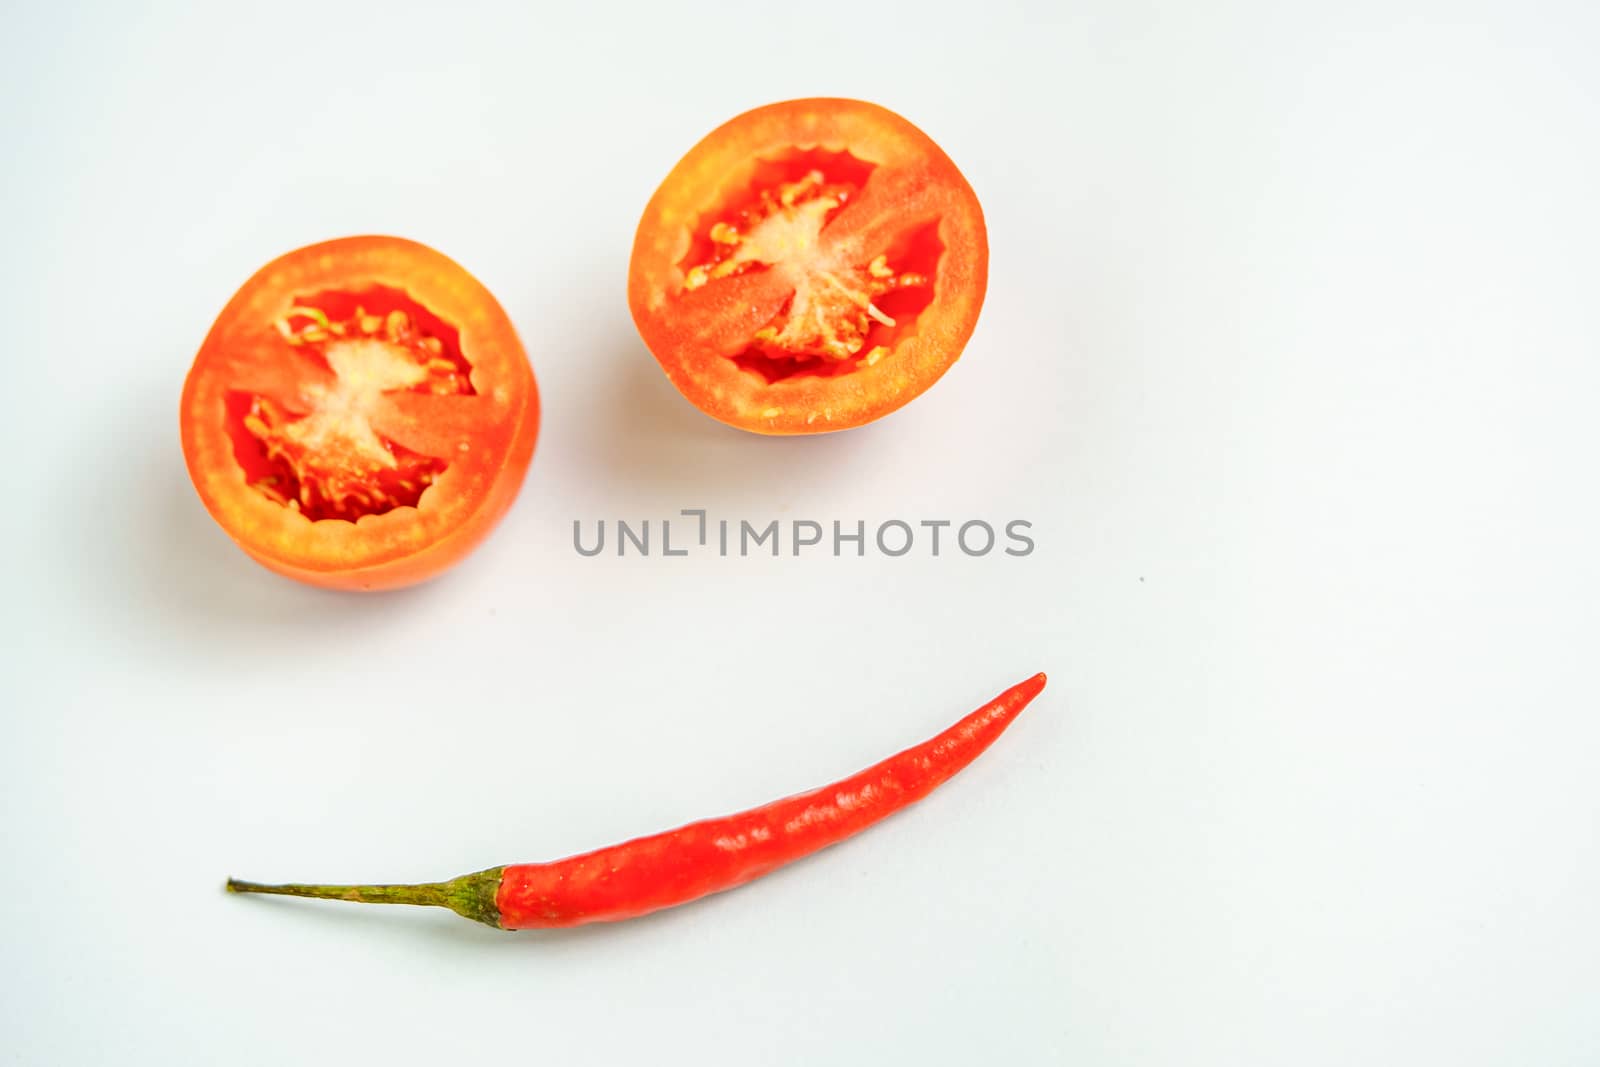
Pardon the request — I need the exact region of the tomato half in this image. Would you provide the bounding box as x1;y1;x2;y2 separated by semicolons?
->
628;98;987;435
180;236;539;590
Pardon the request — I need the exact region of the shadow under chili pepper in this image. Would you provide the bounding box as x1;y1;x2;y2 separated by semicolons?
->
226;853;829;951
511;841;905;951
226;884;511;946
504;888;766;950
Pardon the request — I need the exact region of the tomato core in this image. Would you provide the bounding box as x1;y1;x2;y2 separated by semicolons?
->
678;147;942;385
226;287;474;522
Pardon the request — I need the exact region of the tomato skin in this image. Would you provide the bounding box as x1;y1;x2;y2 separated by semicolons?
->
628;98;988;435
180;236;539;591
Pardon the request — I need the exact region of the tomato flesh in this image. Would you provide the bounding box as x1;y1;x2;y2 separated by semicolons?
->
629;99;987;434
674;147;939;388
226;290;473;522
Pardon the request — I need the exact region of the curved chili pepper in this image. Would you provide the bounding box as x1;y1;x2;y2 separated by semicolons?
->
226;673;1045;930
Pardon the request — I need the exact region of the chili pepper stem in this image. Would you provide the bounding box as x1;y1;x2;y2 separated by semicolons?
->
226;868;504;928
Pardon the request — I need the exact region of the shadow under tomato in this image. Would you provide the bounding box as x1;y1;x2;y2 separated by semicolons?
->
63;376;449;673
566;325;882;500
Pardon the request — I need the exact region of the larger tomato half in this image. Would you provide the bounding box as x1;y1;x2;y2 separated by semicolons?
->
628;98;988;435
180;237;539;590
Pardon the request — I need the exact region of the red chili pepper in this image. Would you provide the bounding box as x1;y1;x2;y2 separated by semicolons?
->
226;673;1046;930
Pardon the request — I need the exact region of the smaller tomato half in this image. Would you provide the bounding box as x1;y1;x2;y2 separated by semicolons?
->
628;98;987;435
180;236;539;590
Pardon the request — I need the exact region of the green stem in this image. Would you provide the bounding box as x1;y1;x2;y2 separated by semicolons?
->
226;867;505;928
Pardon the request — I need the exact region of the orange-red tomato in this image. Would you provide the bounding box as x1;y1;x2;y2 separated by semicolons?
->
628;98;988;435
180;237;539;590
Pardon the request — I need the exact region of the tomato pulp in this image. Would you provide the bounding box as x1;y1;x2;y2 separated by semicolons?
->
629;99;988;434
180;237;539;590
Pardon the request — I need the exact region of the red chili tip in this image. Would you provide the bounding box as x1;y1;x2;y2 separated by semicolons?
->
1021;672;1047;697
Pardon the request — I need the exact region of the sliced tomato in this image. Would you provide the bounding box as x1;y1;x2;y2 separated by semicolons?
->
628;98;987;434
180;236;539;590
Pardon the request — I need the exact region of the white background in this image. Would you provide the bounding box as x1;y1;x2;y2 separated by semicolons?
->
3;1;1597;1063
